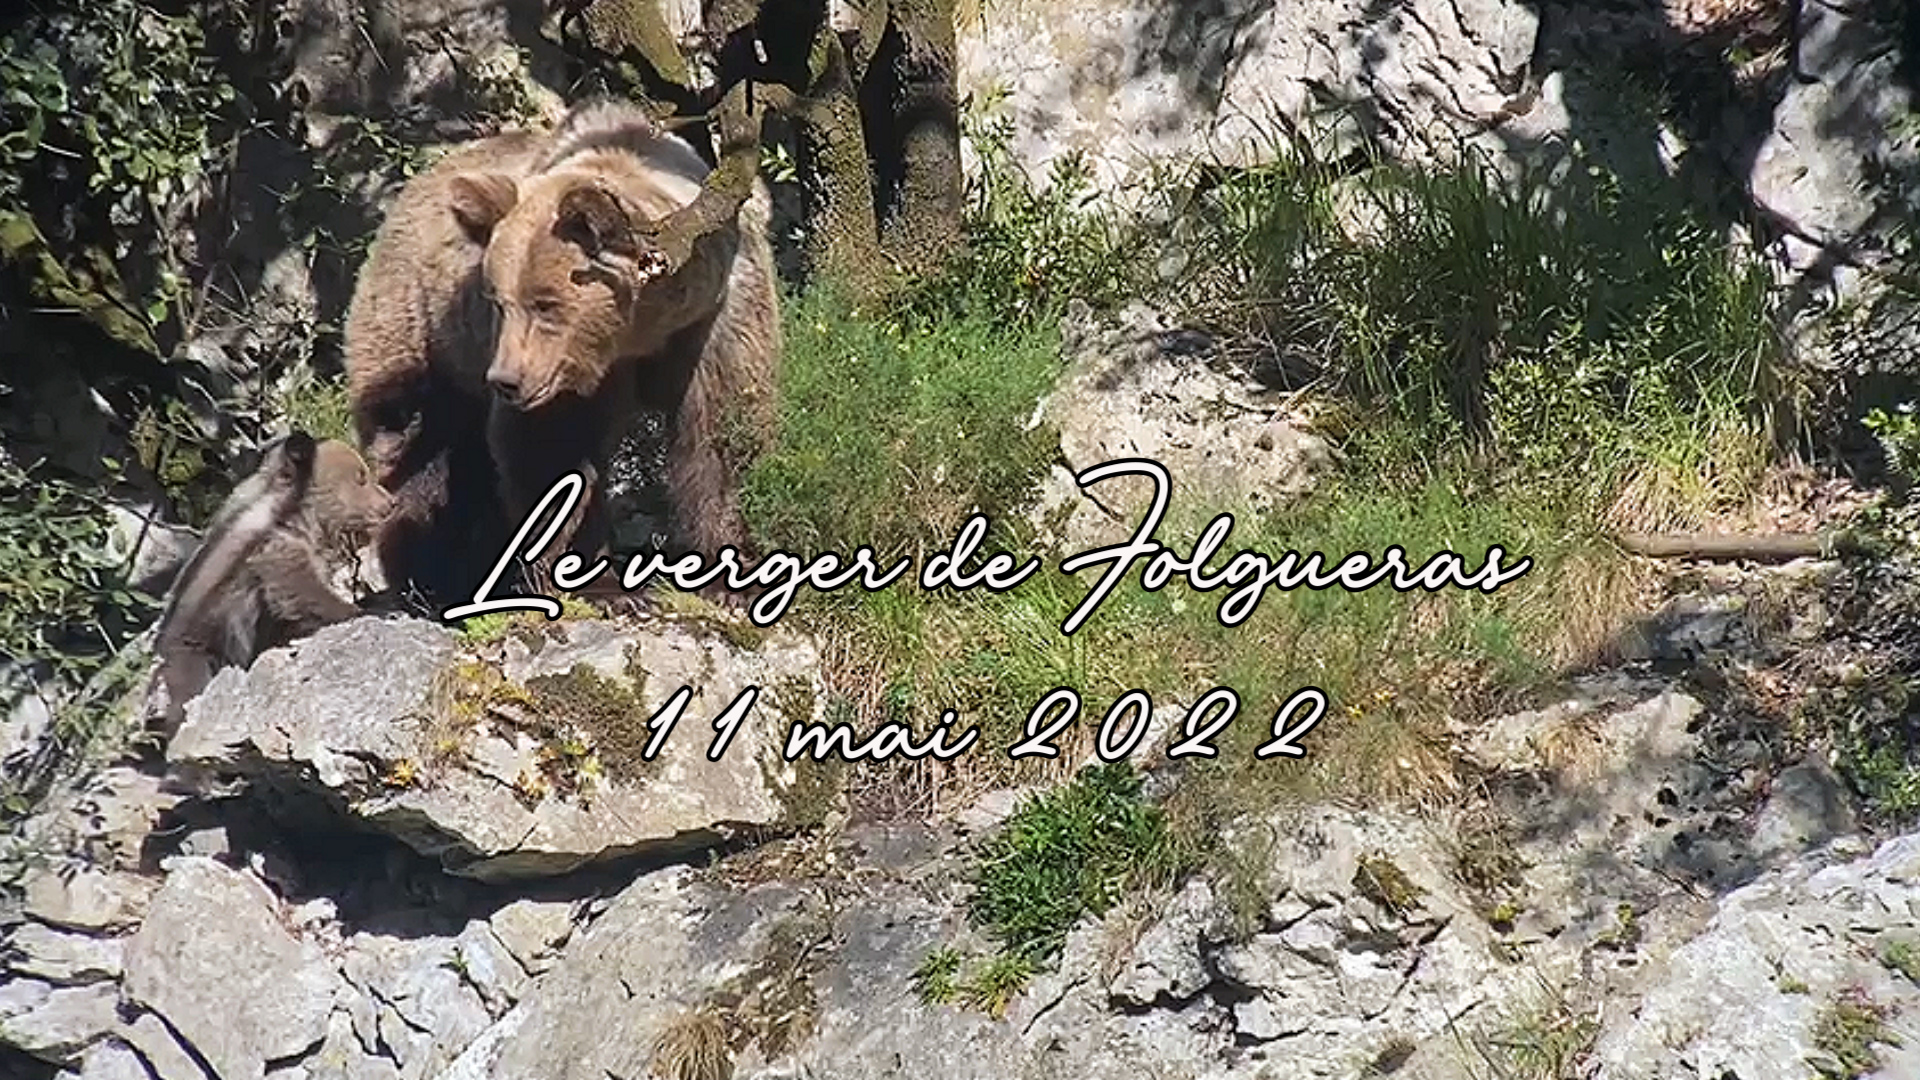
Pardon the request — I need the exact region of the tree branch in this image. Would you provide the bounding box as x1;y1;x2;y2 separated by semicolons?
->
640;79;763;274
1613;530;1872;562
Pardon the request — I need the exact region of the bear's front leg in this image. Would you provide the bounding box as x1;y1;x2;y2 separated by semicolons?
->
486;392;615;600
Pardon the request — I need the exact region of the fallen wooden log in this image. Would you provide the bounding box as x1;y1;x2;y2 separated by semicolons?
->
1613;530;1871;562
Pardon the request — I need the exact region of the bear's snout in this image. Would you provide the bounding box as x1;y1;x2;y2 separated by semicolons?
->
487;366;525;404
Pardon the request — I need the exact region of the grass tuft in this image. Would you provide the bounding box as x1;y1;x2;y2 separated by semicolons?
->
969;762;1191;965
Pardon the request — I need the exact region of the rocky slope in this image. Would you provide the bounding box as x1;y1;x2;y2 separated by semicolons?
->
6;1;1920;1077
3;617;1915;1080
6;307;1919;1080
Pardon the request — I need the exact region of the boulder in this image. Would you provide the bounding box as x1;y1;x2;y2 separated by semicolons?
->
167;614;828;882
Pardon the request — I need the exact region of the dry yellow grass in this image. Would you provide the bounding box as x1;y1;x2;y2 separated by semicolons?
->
649;1008;733;1080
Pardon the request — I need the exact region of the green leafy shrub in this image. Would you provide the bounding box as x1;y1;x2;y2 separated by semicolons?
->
0;455;160;816
969;763;1190;964
0;459;157;683
0;0;240;355
1864;403;1920;489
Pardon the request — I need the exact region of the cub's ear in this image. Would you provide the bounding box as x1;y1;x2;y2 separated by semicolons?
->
449;172;520;242
553;181;641;266
282;430;318;468
273;430;318;487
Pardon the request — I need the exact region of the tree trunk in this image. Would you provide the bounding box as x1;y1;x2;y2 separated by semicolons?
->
793;27;890;299
574;0;955;300
872;0;961;274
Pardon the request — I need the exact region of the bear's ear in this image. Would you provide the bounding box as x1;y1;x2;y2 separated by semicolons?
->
553;181;641;266
281;430;318;472
449;172;520;242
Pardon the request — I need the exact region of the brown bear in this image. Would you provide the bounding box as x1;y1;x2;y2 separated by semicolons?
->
344;100;781;610
343;129;550;606
152;432;396;738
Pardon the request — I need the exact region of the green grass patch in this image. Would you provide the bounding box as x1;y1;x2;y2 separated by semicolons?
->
1170;131;1785;524
912;763;1190;1014
969;763;1192;964
743;283;1065;566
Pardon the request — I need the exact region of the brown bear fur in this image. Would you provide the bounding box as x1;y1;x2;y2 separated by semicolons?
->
152;433;395;738
347;99;781;608
342;128;548;605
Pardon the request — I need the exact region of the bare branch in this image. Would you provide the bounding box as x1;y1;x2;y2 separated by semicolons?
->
640;79;763;273
1614;530;1871;562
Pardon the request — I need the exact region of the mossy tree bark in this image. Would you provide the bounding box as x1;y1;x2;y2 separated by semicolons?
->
863;0;963;276
793;28;891;300
570;0;964;302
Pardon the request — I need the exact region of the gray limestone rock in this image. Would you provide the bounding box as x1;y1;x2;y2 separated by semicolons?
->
1593;833;1920;1080
1030;302;1335;553
0;982;121;1066
3;922;125;985
121;858;344;1080
167;615;825;883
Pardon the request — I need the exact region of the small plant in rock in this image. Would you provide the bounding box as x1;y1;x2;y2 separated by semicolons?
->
969;763;1191;968
911;946;964;1005
1353;853;1426;920
1448;811;1529;901
1811;987;1901;1079
957;952;1037;1020
1461;981;1599;1080
648;1007;733;1080
382;758;421;789
1881;938;1920;984
1593;903;1641;952
1361;1036;1418;1077
518;664;653;786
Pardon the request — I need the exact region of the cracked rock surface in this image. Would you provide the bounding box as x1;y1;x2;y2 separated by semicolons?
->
165;615;823;883
4;695;1918;1080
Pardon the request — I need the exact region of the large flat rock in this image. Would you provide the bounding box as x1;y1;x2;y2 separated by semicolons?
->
168;614;825;882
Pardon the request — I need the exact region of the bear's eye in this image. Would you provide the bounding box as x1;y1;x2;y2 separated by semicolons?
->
530;296;564;319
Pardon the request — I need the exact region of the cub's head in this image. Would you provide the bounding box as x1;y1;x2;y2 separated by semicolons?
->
307;438;397;547
448;168;730;411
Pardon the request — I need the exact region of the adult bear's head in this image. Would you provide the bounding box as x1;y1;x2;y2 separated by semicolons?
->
449;161;739;412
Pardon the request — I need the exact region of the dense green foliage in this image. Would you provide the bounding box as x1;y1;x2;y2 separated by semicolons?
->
969;763;1188;962
0;0;239;355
